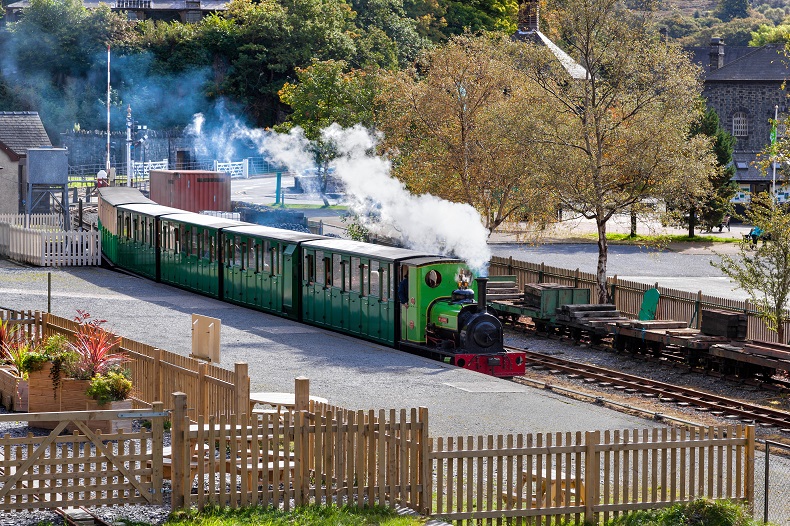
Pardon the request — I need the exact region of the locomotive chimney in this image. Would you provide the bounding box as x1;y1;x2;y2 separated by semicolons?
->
476;277;488;313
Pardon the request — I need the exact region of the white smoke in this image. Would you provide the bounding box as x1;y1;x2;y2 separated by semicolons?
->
187;114;491;274
321;124;491;274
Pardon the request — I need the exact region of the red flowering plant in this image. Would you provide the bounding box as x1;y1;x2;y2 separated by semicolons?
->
66;310;124;381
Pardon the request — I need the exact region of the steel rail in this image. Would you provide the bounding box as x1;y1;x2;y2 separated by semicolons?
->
507;345;790;430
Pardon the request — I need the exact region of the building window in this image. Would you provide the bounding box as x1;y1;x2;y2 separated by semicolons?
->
732;112;748;137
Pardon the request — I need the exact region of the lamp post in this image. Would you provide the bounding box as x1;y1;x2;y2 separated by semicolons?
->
126;106;132;187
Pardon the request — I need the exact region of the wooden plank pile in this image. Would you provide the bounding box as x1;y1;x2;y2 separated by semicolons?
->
555;304;630;327
626;320;689;330
486;277;523;301
524;283;573;305
701;309;748;340
743;340;790;361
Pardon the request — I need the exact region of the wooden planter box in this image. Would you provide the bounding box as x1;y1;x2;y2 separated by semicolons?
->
27;363;132;433
0;366;28;412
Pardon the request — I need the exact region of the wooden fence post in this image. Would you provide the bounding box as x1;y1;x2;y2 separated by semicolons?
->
171;392;188;512
507;256;513;275
198;362;208;419
696;290;703;329
745;425;755;512
539;262;545;283
584;430;600;525
611;275;618;308
419;407;431;515
234;362;249;417
151;401;164;505
154;349;162;404
295;377;309;412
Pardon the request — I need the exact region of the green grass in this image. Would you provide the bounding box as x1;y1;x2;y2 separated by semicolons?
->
267;203;348;210
156;505;425;526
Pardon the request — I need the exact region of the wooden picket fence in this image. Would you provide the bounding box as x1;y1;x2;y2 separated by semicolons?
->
169;393;429;512
43;313;251;420
0;224;100;266
490;255;790;342
431;425;754;524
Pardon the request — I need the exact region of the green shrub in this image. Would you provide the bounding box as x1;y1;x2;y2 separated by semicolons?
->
86;368;132;405
606;498;770;526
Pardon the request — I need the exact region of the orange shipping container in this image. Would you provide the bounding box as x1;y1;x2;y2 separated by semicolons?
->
149;170;231;213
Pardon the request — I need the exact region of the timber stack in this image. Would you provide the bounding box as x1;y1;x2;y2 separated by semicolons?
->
701;309;748;340
555;304;628;327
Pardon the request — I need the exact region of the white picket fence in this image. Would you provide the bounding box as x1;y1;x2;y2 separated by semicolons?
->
0;223;100;266
0;214;64;229
214;159;249;178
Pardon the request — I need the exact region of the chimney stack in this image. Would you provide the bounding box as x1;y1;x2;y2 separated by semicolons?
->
709;37;725;71
518;0;539;32
476;277;488;313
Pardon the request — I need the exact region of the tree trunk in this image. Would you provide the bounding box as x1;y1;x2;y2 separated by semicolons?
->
688;207;696;238
630;210;637;237
596;218;609;304
779;319;785;344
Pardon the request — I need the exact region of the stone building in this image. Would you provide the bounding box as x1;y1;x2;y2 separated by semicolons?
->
4;0;227;23
687;39;790;202
0;112;52;214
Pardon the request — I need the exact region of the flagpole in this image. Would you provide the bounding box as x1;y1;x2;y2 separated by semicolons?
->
773;104;778;201
106;45;111;175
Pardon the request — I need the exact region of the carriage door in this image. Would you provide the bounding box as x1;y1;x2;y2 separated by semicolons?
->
348;256;362;335
282;244;298;319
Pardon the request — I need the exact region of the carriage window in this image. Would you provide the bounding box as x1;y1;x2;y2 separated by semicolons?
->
240;242;247;269
174;225;181;253
247;241;255;270
124;216;131;239
191;229;199;258
202;231;210;260
425;269;442;288
271;244;280;275
316;251;325;286
382;263;392;301
254;241;261;273
362;262;369;296
370;264;380;297
351;257;361;293
261;241;270;273
306;254;315;283
208;233;215;261
333;255;343;289
324;256;333;287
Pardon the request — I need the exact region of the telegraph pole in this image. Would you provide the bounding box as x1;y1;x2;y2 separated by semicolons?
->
126;106;133;187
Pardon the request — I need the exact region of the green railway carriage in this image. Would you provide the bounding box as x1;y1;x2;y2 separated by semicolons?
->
221;225;324;319
115;203;190;279
97;187;155;265
159;213;245;297
301;240;436;345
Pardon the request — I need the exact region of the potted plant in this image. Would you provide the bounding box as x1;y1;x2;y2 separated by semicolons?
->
0;335;37;411
28;311;133;433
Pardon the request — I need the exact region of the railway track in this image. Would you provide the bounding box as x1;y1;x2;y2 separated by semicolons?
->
507;346;790;432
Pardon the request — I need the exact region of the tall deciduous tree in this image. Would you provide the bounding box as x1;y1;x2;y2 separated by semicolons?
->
376;33;554;233
523;0;715;303
713;192;790;343
278;59;377;196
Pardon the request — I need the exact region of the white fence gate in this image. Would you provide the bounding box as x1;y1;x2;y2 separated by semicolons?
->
214;159;249;178
132;159;168;179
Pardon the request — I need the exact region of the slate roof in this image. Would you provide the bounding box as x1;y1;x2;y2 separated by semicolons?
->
686;44;788;81
0;112;51;161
